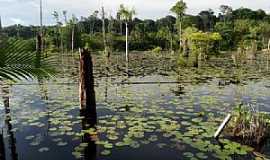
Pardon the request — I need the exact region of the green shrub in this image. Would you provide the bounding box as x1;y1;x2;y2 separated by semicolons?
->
225;104;270;146
177;54;187;67
152;46;162;54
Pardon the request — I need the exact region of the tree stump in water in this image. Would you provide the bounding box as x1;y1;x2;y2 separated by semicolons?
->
0;130;5;160
79;49;97;120
79;49;97;159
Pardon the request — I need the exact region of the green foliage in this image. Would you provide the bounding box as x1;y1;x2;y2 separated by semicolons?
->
2;5;270;53
0;39;56;81
226;104;270;145
188;31;222;42
152;46;162;54
214;22;234;50
170;0;187;18
117;4;136;22
81;33;104;51
177;54;187;67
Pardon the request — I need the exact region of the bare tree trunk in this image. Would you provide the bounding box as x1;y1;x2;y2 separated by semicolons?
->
267;53;269;71
170;29;173;54
79;49;97;157
125;23;128;62
267;39;270;71
101;7;108;57
71;26;74;53
79;49;96;118
60;28;64;54
179;17;182;52
39;0;44;53
79;49;97;160
120;21;123;35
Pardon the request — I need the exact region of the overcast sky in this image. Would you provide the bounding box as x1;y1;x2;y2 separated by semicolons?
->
1;0;270;26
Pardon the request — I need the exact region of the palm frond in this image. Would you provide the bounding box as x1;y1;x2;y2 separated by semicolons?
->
0;39;57;81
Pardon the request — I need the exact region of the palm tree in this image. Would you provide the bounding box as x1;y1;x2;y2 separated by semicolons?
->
52;11;63;53
117;4;136;62
39;0;44;52
89;11;99;35
69;15;78;53
219;5;232;25
170;0;187;51
101;6;109;57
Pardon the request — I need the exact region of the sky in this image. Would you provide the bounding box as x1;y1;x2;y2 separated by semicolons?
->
0;0;270;26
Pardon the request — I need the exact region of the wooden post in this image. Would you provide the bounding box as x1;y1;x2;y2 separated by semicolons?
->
267;39;270;71
79;49;96;119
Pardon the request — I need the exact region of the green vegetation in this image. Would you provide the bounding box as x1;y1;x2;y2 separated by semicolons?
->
226;104;270;146
117;4;136;61
0;39;56;81
181;27;222;67
2;3;270;56
1;1;270;160
170;0;187;51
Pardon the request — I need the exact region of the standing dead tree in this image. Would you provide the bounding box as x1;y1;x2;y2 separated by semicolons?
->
79;49;97;120
79;49;97;159
101;6;110;59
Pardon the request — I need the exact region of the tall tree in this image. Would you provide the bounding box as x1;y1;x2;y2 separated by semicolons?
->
101;6;109;57
63;10;68;24
199;9;216;32
39;0;44;52
219;5;233;24
89;11;99;35
52;11;63;53
117;4;136;62
70;14;78;53
170;0;187;51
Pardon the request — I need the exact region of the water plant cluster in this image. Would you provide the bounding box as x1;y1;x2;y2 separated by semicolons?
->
225;103;270;147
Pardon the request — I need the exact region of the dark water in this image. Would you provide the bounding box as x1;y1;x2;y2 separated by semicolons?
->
0;53;270;160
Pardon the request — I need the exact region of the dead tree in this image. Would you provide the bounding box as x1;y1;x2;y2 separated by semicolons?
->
79;49;97;159
79;49;96;121
101;6;109;59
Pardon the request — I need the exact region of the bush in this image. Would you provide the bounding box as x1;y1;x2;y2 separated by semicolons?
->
177;54;187;67
81;33;104;51
152;46;162;54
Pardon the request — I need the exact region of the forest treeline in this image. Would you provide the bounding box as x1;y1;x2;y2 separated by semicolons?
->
1;3;270;53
